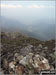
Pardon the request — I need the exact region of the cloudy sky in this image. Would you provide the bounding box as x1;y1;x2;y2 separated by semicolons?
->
0;1;55;25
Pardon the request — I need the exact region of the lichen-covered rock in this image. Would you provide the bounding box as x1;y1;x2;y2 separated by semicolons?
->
17;55;23;61
43;47;48;50
3;58;9;69
19;53;50;73
19;53;34;66
38;44;42;48
16;65;24;75
9;61;15;71
14;53;19;58
1;52;54;74
19;57;28;66
53;47;56;51
32;54;50;71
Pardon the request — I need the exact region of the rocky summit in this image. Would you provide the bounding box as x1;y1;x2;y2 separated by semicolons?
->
0;32;56;74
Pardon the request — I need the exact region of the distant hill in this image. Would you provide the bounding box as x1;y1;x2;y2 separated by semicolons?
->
0;16;55;40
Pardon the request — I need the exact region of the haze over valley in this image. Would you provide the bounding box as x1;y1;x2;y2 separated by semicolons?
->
0;1;55;40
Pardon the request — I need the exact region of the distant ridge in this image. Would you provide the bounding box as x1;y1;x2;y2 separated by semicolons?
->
1;16;55;41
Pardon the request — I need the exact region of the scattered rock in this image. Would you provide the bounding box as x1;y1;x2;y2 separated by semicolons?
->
20;44;33;56
38;44;42;48
16;65;24;74
43;47;48;50
3;58;9;69
53;47;56;51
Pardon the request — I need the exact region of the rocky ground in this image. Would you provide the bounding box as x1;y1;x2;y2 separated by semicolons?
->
0;32;56;75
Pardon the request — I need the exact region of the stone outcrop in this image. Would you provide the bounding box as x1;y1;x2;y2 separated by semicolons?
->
2;52;55;74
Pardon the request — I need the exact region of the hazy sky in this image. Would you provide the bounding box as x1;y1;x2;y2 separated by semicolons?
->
1;1;55;25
